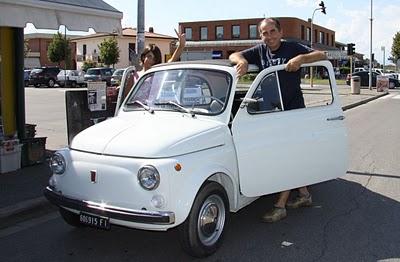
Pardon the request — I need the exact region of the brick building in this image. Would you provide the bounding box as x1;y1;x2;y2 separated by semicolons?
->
178;17;337;60
24;33;78;69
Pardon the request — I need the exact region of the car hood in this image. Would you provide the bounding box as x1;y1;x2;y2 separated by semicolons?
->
70;113;227;158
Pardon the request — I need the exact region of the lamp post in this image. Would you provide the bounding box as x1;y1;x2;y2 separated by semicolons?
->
369;0;373;90
310;1;326;87
381;46;385;73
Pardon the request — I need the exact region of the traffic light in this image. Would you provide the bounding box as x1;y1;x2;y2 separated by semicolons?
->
371;53;374;62
319;1;326;14
347;43;355;55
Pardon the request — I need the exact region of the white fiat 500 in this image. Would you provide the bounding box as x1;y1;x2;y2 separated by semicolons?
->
45;60;348;257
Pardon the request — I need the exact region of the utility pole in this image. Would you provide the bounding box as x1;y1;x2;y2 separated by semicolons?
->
381;46;385;73
369;0;373;90
136;0;145;68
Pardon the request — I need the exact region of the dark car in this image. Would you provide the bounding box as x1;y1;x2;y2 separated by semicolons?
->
84;67;114;86
29;67;60;88
346;71;400;88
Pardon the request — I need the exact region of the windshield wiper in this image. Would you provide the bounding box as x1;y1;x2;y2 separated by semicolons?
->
154;101;195;117
126;100;154;113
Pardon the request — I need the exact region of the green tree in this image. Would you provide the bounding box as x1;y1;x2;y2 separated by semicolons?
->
81;59;98;72
47;32;71;67
98;37;120;68
391;31;400;64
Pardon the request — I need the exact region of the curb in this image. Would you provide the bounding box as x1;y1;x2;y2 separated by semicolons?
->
342;92;388;111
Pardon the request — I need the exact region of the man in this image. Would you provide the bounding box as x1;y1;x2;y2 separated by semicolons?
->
229;17;326;223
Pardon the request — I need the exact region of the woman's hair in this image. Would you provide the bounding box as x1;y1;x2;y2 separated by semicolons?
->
140;44;162;65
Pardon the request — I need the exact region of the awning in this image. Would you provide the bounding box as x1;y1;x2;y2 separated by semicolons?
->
0;0;123;33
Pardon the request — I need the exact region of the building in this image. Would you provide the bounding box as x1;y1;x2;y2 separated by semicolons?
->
24;33;78;69
178;17;337;60
72;27;176;70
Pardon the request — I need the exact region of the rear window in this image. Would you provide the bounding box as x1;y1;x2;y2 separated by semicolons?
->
87;69;101;75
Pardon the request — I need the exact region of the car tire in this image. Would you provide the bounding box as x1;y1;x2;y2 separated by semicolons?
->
179;182;229;258
59;208;84;228
71;81;77;88
47;78;55;88
389;82;395;89
34;83;40;88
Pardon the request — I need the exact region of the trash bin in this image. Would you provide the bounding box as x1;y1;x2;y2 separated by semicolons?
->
351;76;361;94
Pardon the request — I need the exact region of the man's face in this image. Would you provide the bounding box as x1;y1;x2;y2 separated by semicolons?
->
259;21;283;51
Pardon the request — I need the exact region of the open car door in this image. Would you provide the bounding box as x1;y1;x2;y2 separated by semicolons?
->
232;61;348;197
115;66;137;115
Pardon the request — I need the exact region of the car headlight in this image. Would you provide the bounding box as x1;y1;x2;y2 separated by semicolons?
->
50;153;66;175
137;165;160;190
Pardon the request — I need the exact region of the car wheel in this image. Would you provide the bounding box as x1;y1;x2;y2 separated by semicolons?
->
389;82;395;89
24;80;29;87
71;81;77;88
59;208;84;228
47;78;55;88
179;182;229;258
34;83;40;88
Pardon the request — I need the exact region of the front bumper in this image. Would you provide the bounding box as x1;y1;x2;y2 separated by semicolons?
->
44;186;175;225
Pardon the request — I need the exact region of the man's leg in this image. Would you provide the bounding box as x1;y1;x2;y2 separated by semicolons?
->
286;186;312;209
261;190;290;222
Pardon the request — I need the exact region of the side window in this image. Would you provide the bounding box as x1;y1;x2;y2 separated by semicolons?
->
248;72;283;113
300;65;333;108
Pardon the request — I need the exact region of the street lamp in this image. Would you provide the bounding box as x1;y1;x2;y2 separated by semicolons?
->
381;46;385;73
310;1;326;87
369;0;373;90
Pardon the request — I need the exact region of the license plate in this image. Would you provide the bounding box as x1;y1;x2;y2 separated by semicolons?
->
79;212;110;230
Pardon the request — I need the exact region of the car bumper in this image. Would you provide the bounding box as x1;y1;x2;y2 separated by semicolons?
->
44;186;175;225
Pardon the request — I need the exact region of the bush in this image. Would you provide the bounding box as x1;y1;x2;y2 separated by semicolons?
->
340;67;350;75
81;60;98;72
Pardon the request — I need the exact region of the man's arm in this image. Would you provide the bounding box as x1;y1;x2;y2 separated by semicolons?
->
229;52;249;77
285;50;326;72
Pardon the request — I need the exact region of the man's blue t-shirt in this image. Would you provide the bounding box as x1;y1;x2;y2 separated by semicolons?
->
241;41;313;110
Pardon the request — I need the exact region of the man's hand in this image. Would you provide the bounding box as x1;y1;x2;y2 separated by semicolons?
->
235;60;249;77
285;55;303;72
174;28;186;48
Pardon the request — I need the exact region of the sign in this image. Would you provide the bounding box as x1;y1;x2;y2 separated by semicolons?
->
87;81;107;111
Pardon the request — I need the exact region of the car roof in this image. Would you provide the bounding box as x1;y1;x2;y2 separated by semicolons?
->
152;59;260;72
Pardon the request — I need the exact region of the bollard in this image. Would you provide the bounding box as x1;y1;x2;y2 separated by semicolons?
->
351;76;361;94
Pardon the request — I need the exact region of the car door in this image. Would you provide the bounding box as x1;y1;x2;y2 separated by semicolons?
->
231;61;348;197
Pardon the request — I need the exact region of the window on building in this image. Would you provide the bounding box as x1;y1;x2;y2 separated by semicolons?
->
216;26;224;40
326;32;329;45
232;25;240;39
301;25;305;40
129;43;136;62
314;29;318;43
83;44;87;61
200;27;208;40
306;27;311;42
331;35;334;47
319;31;324;44
249;24;257;39
185;27;192;40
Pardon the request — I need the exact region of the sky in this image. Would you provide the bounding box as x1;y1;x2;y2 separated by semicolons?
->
25;0;400;64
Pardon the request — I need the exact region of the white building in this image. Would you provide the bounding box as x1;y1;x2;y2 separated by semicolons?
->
72;28;176;70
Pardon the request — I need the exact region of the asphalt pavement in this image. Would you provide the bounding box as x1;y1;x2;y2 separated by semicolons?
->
0;86;390;227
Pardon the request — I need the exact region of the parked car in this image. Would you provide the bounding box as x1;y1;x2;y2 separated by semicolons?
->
110;68;126;86
84;67;114;86
354;67;366;73
44;60;348;257
346;71;400;88
29;67;60;87
57;70;85;87
24;70;31;87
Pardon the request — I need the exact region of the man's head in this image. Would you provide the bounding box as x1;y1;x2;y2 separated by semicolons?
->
258;18;283;51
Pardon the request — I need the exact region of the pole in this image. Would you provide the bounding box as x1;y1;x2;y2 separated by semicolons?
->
382;46;385;73
310;9;318;88
136;0;145;68
369;0;373;90
64;26;67;86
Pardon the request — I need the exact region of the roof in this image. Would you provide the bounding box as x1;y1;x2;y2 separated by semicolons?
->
0;0;122;33
71;27;176;41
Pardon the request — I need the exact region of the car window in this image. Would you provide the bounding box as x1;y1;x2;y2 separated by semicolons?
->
125;69;232;115
87;69;100;75
248;72;283;113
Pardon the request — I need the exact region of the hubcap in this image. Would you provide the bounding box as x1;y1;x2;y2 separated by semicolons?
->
197;194;225;246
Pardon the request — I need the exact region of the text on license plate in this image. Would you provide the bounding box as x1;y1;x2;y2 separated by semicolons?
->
79;212;110;230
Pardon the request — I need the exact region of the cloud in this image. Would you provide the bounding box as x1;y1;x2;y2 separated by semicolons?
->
286;0;311;7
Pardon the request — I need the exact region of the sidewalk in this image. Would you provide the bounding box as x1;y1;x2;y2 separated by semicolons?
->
0;87;389;226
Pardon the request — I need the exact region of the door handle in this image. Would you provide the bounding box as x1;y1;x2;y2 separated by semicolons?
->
327;115;345;121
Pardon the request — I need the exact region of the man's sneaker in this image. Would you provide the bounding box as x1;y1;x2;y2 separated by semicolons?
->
286;194;312;209
261;207;287;223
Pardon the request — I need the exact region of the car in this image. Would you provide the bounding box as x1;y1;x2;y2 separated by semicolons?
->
24;70;31;87
110;68;126;86
354;67;366;73
57;70;86;87
84;67;114;86
29;66;60;87
346;71;400;88
44;60;348;257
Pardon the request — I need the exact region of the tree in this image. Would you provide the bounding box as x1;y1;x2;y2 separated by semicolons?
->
47;32;71;67
391;31;400;64
98;37;120;67
24;39;30;58
81;59;98;72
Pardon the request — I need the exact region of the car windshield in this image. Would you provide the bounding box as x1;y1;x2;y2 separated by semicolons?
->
113;69;125;76
124;69;232;115
86;69;100;75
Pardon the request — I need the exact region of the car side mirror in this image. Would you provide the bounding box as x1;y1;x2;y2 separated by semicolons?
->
240;98;258;109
